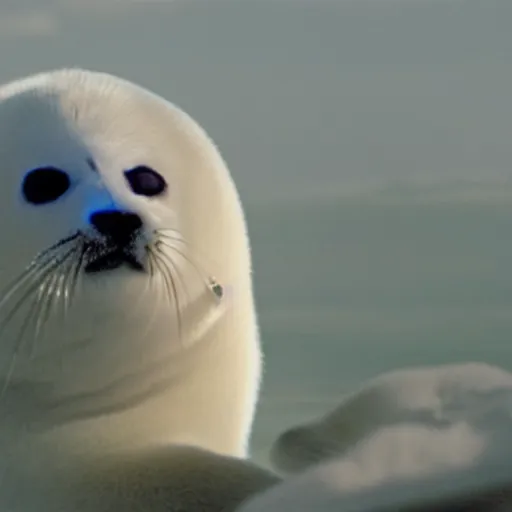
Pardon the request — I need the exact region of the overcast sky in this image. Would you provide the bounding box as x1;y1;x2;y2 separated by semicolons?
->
0;0;511;203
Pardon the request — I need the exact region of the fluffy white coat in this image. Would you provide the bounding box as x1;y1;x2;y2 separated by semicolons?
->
0;69;278;512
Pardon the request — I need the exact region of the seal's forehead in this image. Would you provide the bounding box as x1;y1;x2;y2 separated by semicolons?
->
0;71;171;169
0;69;223;184
0;68;139;105
0;91;87;181
0;74;140;131
0;69;166;130
0;70;202;155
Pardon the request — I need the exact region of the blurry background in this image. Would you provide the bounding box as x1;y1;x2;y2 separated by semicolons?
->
1;0;512;466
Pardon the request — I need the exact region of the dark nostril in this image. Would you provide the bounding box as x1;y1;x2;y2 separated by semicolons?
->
89;209;143;241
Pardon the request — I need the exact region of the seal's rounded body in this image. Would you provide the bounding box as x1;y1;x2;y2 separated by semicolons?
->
0;69;275;511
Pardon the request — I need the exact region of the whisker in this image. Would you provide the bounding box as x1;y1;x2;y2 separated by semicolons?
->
157;238;224;306
32;232;81;262
0;261;49;315
156;245;191;306
0;295;41;399
31;254;75;358
32;248;80;358
63;245;81;316
35;264;62;334
151;247;183;343
160;251;184;343
56;267;68;319
155;230;218;272
147;246;156;279
29;271;57;359
156;238;213;294
0;255;66;332
0;247;78;350
152;229;229;342
138;250;163;340
154;240;229;347
0;233;80;314
66;242;90;312
0;244;79;398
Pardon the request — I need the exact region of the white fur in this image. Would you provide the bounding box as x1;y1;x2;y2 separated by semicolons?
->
240;363;512;512
237;449;512;512
0;69;278;511
271;362;512;474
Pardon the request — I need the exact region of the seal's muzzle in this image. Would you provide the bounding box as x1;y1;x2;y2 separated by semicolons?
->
85;209;145;273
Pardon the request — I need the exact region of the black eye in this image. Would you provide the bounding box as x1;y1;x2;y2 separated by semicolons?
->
124;166;167;197
22;167;71;205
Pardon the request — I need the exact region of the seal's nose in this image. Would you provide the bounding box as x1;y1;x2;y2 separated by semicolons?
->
89;210;143;243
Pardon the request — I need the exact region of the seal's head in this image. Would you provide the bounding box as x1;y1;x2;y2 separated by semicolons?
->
0;69;259;457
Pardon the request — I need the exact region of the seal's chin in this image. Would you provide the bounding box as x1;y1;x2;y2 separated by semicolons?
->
85;248;145;274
